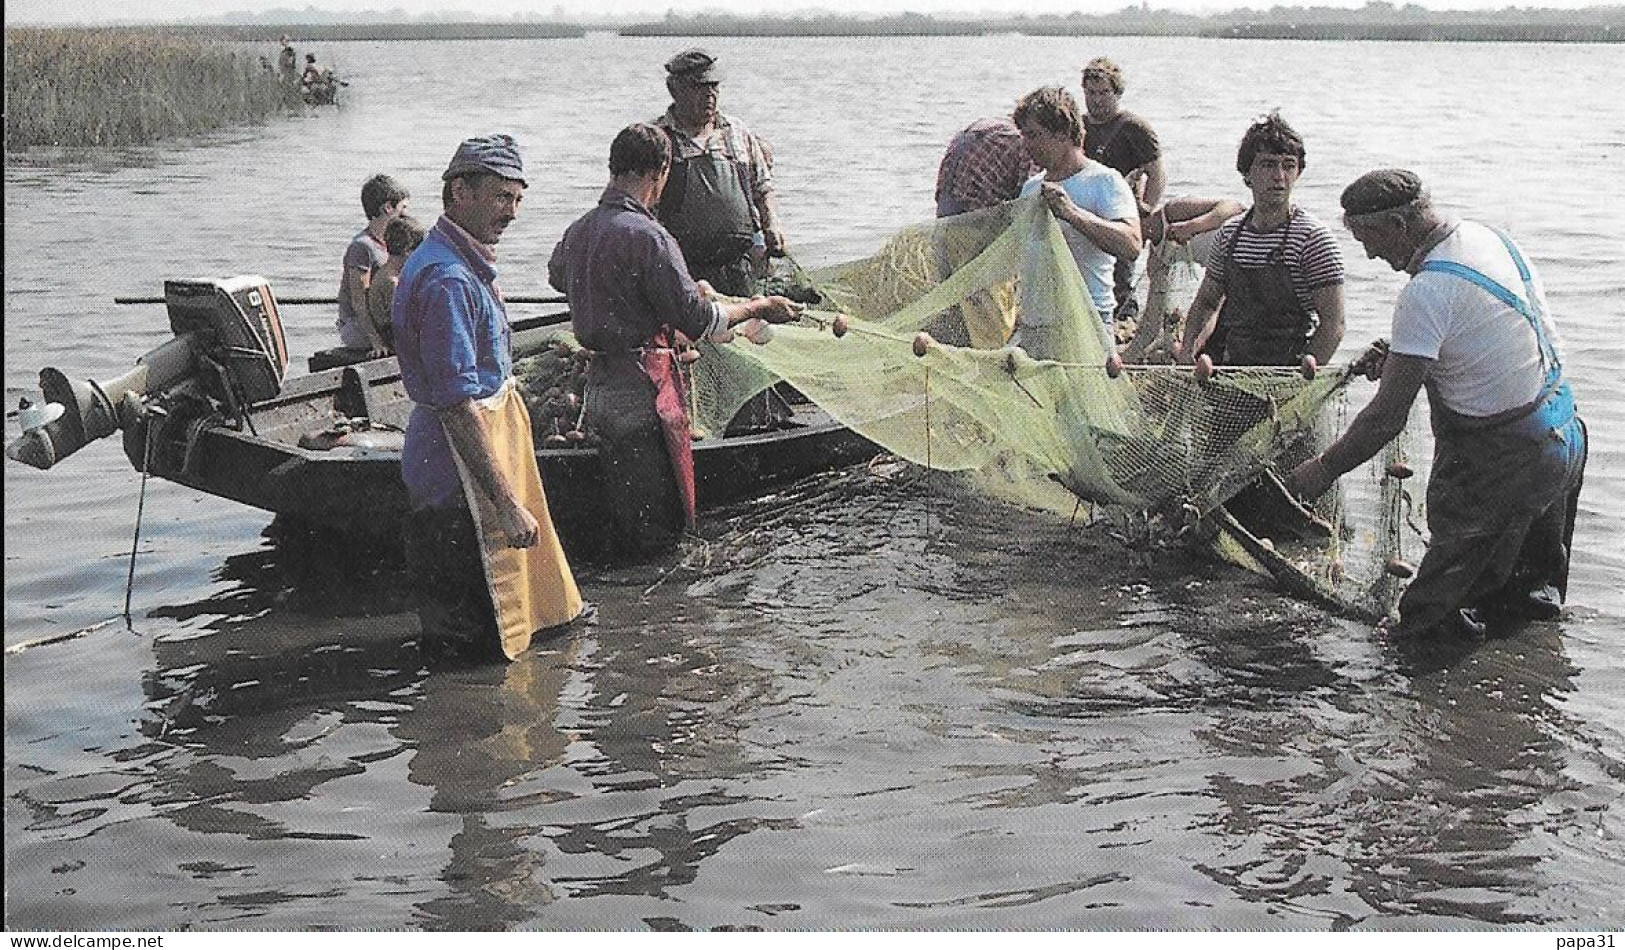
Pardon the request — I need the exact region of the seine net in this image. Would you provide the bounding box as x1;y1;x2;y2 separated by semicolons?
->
525;195;1431;621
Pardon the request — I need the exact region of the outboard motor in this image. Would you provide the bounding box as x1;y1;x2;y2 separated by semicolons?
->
6;276;288;470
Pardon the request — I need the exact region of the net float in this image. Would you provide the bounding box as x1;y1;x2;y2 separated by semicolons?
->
564;429;586;444
1386;460;1414;479
913;331;934;358
677;348;702;365
1300;354;1318;380
832;313;850;338
1194;353;1216;383
1106;352;1123;379
543;433;569;448
690;426;708;441
1384;557;1417;579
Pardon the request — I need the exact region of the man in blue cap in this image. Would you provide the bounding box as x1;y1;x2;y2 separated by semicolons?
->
393;134;583;660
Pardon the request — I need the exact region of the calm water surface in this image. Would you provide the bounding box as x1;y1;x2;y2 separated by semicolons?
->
5;34;1623;929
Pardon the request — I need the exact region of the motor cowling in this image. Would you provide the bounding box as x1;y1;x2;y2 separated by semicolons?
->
6;276;289;470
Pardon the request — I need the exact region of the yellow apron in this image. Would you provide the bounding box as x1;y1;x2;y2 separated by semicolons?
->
451;379;583;660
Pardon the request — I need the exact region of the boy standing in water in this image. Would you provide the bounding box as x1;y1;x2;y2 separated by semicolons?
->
337;174;409;358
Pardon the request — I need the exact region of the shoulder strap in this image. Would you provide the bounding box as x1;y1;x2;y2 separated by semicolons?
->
1418;229;1559;378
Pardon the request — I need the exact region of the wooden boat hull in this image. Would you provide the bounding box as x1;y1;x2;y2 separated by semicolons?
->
122;345;878;555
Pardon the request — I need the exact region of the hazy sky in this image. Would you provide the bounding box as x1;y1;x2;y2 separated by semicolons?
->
10;0;1616;25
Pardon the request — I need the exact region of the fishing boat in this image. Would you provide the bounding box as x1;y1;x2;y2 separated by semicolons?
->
5;276;879;559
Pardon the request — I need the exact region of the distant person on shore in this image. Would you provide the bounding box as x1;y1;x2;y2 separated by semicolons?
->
654;47;789;433
1175;112;1345;366
1286;169;1587;641
300;52;322;90
1014;86;1141;358
393;134;583;660
934;117;1036;217
338;174;410;357
548;123;803;558
1080;57;1165;324
365;213;426;353
278;35;297;83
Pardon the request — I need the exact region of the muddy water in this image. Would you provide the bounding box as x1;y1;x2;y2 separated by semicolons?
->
5;34;1623;929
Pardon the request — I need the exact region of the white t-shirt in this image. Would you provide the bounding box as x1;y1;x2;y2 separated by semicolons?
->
1391;220;1561;417
1020;163;1138;318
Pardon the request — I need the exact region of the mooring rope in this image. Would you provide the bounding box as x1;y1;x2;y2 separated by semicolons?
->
124;416;155;628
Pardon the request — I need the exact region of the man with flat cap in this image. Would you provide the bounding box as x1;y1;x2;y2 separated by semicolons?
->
654;48;790;432
1286;168;1587;642
393;133;583;661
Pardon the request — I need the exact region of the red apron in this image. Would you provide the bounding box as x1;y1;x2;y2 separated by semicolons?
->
638;331;698;530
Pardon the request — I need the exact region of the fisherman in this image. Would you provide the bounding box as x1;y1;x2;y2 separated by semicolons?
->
653;48;789;433
934;116;1036;218
278;35;297;83
300;53;322;92
548;123;804;559
394;134;582;659
1176;112;1345;367
337;173;409;358
1286;169;1587;641
1013;86;1142;358
1080;57;1166;323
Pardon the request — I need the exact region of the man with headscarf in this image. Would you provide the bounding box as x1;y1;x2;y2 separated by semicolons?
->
394;134;582;660
1286;169;1587;641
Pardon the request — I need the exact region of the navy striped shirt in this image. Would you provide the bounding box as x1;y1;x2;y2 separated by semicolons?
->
1204;206;1345;313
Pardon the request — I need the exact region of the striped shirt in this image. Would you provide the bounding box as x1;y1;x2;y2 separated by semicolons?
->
1204;206;1345;313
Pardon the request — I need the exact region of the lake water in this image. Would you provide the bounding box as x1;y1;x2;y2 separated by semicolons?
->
4;33;1623;930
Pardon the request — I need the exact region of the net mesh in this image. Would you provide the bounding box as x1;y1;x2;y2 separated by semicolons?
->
522;195;1431;621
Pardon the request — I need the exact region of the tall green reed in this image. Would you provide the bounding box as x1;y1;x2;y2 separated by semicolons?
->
5;28;304;148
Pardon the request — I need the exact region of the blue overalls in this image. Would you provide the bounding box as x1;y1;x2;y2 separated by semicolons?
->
1396;230;1588;635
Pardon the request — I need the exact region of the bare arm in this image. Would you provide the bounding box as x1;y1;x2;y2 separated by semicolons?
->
1137;156;1167;215
1163;197;1244;244
1285;351;1429;499
1304;283;1346;365
439;398;538;548
1175;272;1226;363
1041;182;1141;260
722;294;802;326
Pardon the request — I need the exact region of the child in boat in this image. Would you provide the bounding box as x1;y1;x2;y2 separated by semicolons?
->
366;214;425;352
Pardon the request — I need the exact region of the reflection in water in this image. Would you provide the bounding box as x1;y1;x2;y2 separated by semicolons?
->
5;469;1621;929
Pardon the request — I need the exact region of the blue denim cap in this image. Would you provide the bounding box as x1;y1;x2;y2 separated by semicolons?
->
441;133;526;186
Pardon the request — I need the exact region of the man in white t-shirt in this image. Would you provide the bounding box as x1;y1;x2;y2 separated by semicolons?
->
1286;169;1587;642
1013;85;1140;360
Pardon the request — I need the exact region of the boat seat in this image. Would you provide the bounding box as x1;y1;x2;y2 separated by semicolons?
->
308;347;373;373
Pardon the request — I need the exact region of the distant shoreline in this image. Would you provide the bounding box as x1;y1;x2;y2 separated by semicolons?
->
7;7;1620;44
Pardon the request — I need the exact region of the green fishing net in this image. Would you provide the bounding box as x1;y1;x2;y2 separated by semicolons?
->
687;195;1429;621
517;195;1428;620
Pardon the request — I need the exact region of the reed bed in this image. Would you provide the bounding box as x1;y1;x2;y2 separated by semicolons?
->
4;28;302;149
